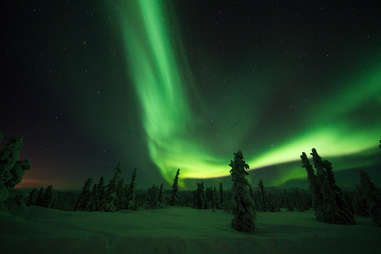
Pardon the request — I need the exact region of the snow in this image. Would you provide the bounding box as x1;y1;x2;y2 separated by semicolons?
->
1;206;380;254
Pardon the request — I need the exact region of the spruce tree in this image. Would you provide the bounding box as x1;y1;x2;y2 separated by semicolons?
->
205;186;212;209
75;178;92;211
294;188;306;212
0;137;24;184
211;186;217;211
158;183;164;207
4;160;31;189
358;170;381;226
145;184;159;209
310;148;355;224
170;168;180;206
194;183;204;209
27;188;38;206
115;178;125;210
88;183;98;211
230;151;256;232
258;180;266;211
35;187;45;207
41;185;54;208
301;152;322;215
219;183;224;209
0;136;31;204
284;190;294;211
192;189;197;208
127;168;137;210
104;163;122;212
96;177;106;211
201;182;207;209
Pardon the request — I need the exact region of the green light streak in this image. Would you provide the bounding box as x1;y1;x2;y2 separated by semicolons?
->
115;1;381;186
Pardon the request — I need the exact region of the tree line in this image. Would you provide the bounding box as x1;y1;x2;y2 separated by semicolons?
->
2;130;381;233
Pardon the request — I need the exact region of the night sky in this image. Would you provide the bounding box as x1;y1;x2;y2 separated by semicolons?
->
2;0;381;190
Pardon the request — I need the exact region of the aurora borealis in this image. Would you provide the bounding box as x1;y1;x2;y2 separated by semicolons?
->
113;0;381;185
2;0;381;189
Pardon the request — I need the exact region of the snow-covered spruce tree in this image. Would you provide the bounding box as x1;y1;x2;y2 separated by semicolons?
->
170;168;180;206
311;148;355;224
0;136;31;206
104;163;122;212
301;152;322;216
230;151;256;232
358;170;381;226
127;168;137;210
74;178;93;211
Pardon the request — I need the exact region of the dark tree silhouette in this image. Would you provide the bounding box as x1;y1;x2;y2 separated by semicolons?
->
104;163;122;212
170;168;180;206
158;183;164;207
230;151;256;232
211;186;217;211
27;188;38;206
358;170;381;226
283;190;294;211
301;152;322;215
257;180;267;211
41;185;54;208
4;160;31;189
35;187;45;206
0;135;31;205
96;177;106;211
193;182;205;209
304;148;355;224
88;183;98;211
115;178;126;210
145;184;160;209
205;186;212;209
127;168;137;210
74;178;93;211
201;182;207;209
219;183;224;209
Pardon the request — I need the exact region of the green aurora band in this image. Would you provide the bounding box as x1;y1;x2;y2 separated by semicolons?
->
115;1;381;186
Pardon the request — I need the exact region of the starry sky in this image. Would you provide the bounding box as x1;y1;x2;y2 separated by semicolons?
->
2;0;381;190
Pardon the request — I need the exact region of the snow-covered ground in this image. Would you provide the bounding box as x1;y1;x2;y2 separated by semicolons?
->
1;206;380;254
